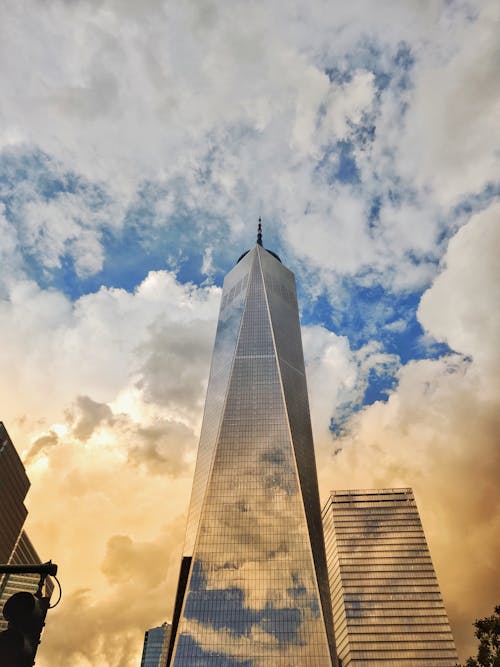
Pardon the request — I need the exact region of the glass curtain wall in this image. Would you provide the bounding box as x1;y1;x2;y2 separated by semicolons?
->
169;245;336;667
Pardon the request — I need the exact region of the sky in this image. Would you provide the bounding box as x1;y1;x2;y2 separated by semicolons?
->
0;0;499;664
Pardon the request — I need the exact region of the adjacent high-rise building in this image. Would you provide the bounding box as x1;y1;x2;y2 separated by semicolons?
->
141;623;171;667
0;422;53;630
0;422;30;564
168;230;337;666
322;488;458;667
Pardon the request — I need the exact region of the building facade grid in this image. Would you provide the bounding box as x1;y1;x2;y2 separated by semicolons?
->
0;423;30;565
141;623;171;667
323;488;458;667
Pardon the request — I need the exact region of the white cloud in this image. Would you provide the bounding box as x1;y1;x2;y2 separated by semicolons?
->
303;325;399;438
321;70;376;141
1;0;497;295
0;202;23;286
19;192;109;277
0;150;124;283
303;326;359;431
398;3;500;206
0;271;219;448
418;200;500;394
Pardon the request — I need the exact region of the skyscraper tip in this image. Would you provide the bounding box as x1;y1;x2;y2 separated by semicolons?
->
257;217;263;246
236;216;281;264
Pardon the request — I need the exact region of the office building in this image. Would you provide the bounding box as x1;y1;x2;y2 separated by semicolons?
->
0;422;53;631
141;623;171;667
323;488;458;666
0;423;30;564
168;228;337;665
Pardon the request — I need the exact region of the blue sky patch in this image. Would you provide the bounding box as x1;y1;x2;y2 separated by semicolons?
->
335;141;360;184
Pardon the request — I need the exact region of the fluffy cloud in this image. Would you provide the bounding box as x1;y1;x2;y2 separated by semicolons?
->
22;389;199;666
398;3;500;206
38;518;187;667
1;0;497;302
0;270;219;440
419;201;500;393
25;422;191;666
303;325;399;435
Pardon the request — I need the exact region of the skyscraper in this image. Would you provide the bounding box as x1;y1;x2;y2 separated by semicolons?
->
322;488;458;666
0;423;53;631
0;422;30;564
141;623;171;667
168;230;337;666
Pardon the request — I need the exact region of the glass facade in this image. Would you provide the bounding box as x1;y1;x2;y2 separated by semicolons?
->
322;488;458;667
169;245;337;666
141;623;171;667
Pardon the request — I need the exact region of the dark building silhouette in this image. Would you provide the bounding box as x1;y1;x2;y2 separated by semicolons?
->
322;488;458;666
0;423;30;564
168;233;337;665
0;422;53;630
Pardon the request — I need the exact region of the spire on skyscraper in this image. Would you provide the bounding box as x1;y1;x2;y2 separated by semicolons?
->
237;218;281;264
257;217;263;246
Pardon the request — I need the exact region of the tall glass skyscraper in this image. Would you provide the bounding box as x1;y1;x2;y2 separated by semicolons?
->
168;232;337;666
322;488;458;666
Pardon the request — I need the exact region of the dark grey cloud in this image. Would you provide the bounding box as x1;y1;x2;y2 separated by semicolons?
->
24;431;59;464
128;420;197;476
71;395;114;441
136;319;214;411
